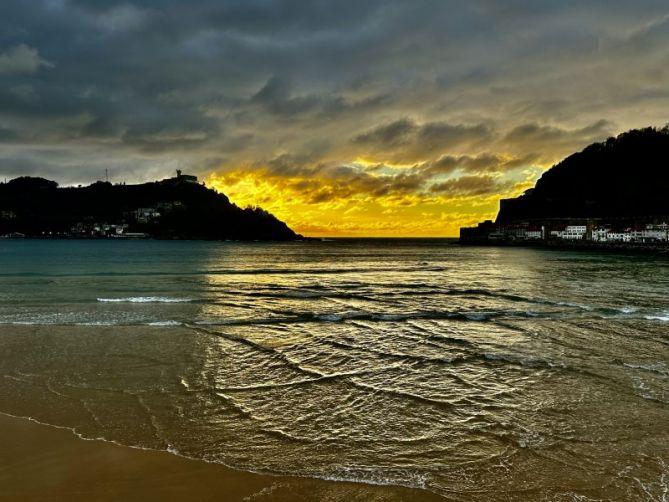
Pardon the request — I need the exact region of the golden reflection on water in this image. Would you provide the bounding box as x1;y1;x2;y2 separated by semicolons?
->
0;241;667;500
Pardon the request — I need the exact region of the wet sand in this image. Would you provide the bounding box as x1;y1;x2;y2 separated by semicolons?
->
0;413;443;502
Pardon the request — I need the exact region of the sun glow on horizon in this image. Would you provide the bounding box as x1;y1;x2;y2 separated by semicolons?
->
206;166;537;237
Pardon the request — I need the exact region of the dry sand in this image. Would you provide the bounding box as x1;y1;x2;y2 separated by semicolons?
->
0;413;443;501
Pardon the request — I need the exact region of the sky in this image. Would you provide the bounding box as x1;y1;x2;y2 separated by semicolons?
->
1;1;668;236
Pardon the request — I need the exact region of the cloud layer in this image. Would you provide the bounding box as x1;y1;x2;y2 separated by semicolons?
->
1;0;668;235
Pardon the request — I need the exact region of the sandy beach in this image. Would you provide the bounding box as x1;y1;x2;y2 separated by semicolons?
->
0;413;443;502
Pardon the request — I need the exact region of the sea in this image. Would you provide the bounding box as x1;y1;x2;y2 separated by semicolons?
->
0;239;667;501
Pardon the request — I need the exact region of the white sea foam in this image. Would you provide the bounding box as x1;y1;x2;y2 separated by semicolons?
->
644;313;669;321
624;362;669;376
97;296;194;303
147;320;182;326
555;301;594;311
75;321;118;326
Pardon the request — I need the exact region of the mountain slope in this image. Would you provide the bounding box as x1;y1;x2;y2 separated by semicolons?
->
0;175;300;240
496;126;669;223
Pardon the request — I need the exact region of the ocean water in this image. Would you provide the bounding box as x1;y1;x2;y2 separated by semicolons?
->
0;239;667;500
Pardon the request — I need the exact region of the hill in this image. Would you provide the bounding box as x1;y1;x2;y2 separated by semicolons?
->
496;126;669;223
0;173;300;240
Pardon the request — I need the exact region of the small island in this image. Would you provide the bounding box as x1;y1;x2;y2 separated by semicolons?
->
0;171;300;241
460;126;669;251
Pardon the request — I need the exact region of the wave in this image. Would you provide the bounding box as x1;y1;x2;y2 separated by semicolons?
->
0;318;184;327
206;266;449;276
322;337;466;365
314;309;541;324
0;265;448;279
243;290;378;302
316;311;369;322
74;321;121;326
213;366;391;393
482;352;566;369
644;313;669;321
3;303;668;328
97;296;195;303
435;289;649;317
0;308;552;328
319;335;578;378
347;379;457;407
188;324;324;378
623;362;669;376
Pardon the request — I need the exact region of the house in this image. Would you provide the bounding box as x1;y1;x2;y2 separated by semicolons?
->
607;230;632;242
551;225;587;240
504;226;528;240
636;223;669;242
591;227;611;242
175;170;198;183
525;226;543;240
135;208;161;223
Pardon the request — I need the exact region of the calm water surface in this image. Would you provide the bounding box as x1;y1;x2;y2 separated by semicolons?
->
0;240;667;500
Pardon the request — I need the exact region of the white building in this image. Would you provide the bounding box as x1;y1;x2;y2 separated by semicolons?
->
607;231;632;242
525;229;543;240
505;227;528;240
591;227;610;242
552;225;587;240
634;224;669;242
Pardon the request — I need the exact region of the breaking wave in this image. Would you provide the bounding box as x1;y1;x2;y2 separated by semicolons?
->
97;296;195;303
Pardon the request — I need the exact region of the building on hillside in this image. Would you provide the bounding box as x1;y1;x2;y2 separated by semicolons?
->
525;226;543;240
591;227;611;242
135;208;161;223
633;223;669;242
550;225;587;240
607;230;632;242
175;170;198;183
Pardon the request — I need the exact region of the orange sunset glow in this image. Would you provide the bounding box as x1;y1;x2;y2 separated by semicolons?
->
207;163;540;237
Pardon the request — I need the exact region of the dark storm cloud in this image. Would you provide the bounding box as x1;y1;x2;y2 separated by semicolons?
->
353;119;493;163
0;0;668;186
421;153;533;176
430;175;512;197
251;77;348;119
502;120;616;160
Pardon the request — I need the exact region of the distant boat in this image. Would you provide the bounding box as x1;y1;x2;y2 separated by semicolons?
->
117;232;149;239
1;232;26;239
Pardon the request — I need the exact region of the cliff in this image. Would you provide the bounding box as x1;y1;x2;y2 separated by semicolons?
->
0;175;300;240
496;126;669;223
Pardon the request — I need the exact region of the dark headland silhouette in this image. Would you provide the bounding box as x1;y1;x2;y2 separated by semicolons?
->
461;126;669;248
0;171;300;240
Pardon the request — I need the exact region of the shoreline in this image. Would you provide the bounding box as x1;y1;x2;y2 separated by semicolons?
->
0;412;444;502
458;239;669;255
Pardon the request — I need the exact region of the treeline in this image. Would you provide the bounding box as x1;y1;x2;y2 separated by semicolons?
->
0;176;300;240
497;126;669;223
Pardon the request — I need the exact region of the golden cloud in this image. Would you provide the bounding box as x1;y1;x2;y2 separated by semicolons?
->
206;155;535;236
